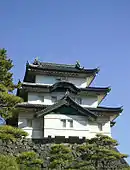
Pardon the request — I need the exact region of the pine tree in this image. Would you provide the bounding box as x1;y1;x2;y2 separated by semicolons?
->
76;134;128;170
0;48;22;119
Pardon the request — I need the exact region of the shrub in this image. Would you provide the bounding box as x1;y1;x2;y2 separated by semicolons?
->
0;125;28;141
0;132;16;141
49;144;74;169
0;154;19;170
16;151;43;170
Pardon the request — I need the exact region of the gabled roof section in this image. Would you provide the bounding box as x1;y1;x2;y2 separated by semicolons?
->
35;94;97;120
51;81;79;93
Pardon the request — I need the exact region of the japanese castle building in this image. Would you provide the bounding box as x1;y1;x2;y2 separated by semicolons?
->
17;59;122;139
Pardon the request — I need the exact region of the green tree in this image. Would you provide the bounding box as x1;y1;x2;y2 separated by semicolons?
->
0;48;22;119
76;134;128;170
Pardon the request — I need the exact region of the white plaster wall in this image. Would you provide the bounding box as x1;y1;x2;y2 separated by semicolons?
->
18;112;111;139
44;114;89;138
28;92;98;107
81;96;98;108
44;114;111;138
18;112;43;138
88;117;111;137
28;92;65;105
67;77;87;88
36;75;56;85
35;75;87;88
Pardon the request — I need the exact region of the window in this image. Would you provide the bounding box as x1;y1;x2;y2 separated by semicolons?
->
51;96;57;103
27;119;32;127
98;123;103;131
61;119;66;127
39;95;44;102
56;77;61;81
61;77;68;81
68;119;73;128
76;97;82;104
56;77;68;81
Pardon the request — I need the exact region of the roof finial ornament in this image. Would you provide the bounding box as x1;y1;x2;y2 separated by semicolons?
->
17;79;21;89
33;57;39;65
75;60;81;69
18;79;21;84
26;60;29;68
65;89;70;96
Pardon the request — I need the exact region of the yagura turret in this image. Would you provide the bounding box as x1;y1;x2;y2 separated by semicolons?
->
16;60;122;139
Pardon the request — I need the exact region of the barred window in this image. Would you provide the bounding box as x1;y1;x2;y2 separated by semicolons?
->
68;119;73;128
61;119;66;127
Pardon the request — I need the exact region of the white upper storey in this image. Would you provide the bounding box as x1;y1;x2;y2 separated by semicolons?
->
35;75;91;88
28;92;98;108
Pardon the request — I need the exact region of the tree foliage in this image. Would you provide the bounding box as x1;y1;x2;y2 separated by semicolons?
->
0;151;43;170
75;134;128;170
0;125;28;141
0;48;22;119
16;151;43;170
49;144;74;169
0;133;128;169
48;135;128;170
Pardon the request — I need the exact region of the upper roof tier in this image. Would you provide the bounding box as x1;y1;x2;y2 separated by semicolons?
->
24;59;99;83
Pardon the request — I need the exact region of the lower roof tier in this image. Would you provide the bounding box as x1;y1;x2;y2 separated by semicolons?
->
16;94;122;122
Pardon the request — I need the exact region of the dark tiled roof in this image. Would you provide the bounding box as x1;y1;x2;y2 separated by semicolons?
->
16;102;122;115
80;87;111;93
35;94;97;120
20;82;110;94
16;102;46;109
24;61;99;82
27;61;100;74
88;106;123;113
110;121;116;127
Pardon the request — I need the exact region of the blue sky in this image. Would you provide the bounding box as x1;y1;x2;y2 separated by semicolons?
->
0;0;130;162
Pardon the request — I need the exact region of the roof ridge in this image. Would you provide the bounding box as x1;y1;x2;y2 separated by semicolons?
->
33;61;76;67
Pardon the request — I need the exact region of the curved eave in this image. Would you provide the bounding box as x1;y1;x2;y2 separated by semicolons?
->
88;106;123;121
23;62;100;82
88;106;123;113
16;102;123;121
97;87;111;105
80;86;111;93
29;63;99;74
16;102;46;109
20;82;110;95
110;121;116;127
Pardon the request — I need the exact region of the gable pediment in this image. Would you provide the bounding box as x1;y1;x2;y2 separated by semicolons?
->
35;94;97;121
